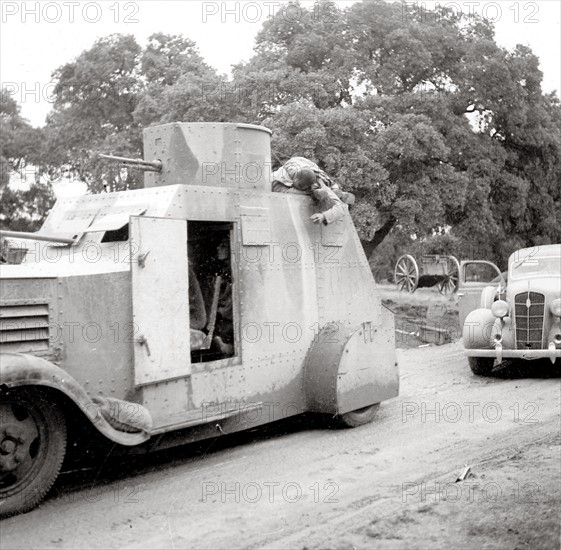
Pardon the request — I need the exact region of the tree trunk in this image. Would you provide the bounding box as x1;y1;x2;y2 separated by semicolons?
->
360;216;396;260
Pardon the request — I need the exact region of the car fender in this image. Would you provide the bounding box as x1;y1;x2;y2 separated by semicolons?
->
480;285;497;309
0;352;149;446
463;308;496;349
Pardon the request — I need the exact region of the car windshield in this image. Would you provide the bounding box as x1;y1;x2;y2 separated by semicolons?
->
510;256;561;279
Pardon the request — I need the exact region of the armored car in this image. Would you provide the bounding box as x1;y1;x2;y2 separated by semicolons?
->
0;122;399;516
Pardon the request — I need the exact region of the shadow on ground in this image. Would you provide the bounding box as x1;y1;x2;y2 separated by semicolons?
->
51;412;332;504
490;358;561;380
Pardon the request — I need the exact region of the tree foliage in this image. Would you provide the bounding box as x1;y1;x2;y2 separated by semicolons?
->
12;0;560;265
0;92;55;231
43;34;143;193
230;0;561;264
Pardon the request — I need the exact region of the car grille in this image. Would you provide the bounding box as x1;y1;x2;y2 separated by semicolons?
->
514;292;545;350
0;303;50;353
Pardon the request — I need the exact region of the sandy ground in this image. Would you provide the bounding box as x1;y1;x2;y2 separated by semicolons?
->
1;342;559;550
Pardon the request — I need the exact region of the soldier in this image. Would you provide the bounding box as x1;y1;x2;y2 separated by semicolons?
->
211;237;234;356
272;157;355;206
196;236;234;357
273;162;347;225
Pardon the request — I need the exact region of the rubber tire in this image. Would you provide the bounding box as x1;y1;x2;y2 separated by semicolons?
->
468;357;495;376
337;404;380;428
0;389;67;518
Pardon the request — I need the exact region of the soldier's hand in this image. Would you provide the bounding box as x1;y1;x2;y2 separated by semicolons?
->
310;213;325;224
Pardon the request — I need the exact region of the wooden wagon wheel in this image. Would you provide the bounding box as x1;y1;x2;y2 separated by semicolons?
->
437;256;461;295
394;254;419;293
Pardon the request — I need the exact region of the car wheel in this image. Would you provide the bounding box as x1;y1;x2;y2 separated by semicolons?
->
468;357;495;376
337;404;380;428
0;389;67;518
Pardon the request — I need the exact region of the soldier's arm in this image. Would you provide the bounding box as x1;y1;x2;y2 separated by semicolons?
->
272;180;308;194
321;200;346;224
311;187;347;225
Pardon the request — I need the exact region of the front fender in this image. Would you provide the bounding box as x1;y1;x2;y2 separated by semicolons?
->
463;308;496;350
480;286;498;309
0;352;149;446
304;313;399;415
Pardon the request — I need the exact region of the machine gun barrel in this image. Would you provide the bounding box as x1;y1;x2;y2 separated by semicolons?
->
0;230;77;245
98;154;162;172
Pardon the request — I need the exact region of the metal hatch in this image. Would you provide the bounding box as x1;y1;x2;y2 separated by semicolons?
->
130;216;191;385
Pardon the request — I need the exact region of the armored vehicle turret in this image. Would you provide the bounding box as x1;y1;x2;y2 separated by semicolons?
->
0;122;399;517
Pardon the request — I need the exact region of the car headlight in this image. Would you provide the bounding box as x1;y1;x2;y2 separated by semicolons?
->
551;298;561;317
491;300;509;318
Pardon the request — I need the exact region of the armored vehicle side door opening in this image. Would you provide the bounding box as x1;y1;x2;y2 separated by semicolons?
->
187;221;238;364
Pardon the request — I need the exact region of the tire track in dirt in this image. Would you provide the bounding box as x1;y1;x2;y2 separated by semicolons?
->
1;343;559;550
250;429;559;549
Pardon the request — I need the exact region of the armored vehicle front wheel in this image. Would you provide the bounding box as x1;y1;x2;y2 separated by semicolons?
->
468;357;495;376
337;404;380;428
0;389;67;518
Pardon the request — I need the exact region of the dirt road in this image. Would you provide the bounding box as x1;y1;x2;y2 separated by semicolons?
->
1;343;560;549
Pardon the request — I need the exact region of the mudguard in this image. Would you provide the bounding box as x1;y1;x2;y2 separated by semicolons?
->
463;308;496;349
305;309;399;415
0;352;149;446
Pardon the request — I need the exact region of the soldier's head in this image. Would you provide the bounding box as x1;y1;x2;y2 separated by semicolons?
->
293;168;317;192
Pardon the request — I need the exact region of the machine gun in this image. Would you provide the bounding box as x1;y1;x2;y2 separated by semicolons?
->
97;153;163;173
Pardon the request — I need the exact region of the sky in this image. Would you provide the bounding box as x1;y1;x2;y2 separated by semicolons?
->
1;0;560;129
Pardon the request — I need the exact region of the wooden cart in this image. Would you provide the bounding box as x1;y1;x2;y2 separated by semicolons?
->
394;254;460;295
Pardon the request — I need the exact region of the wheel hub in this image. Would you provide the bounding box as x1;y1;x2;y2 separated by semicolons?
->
0;406;39;475
1;424;32;472
1;438;17;455
0;391;67;518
